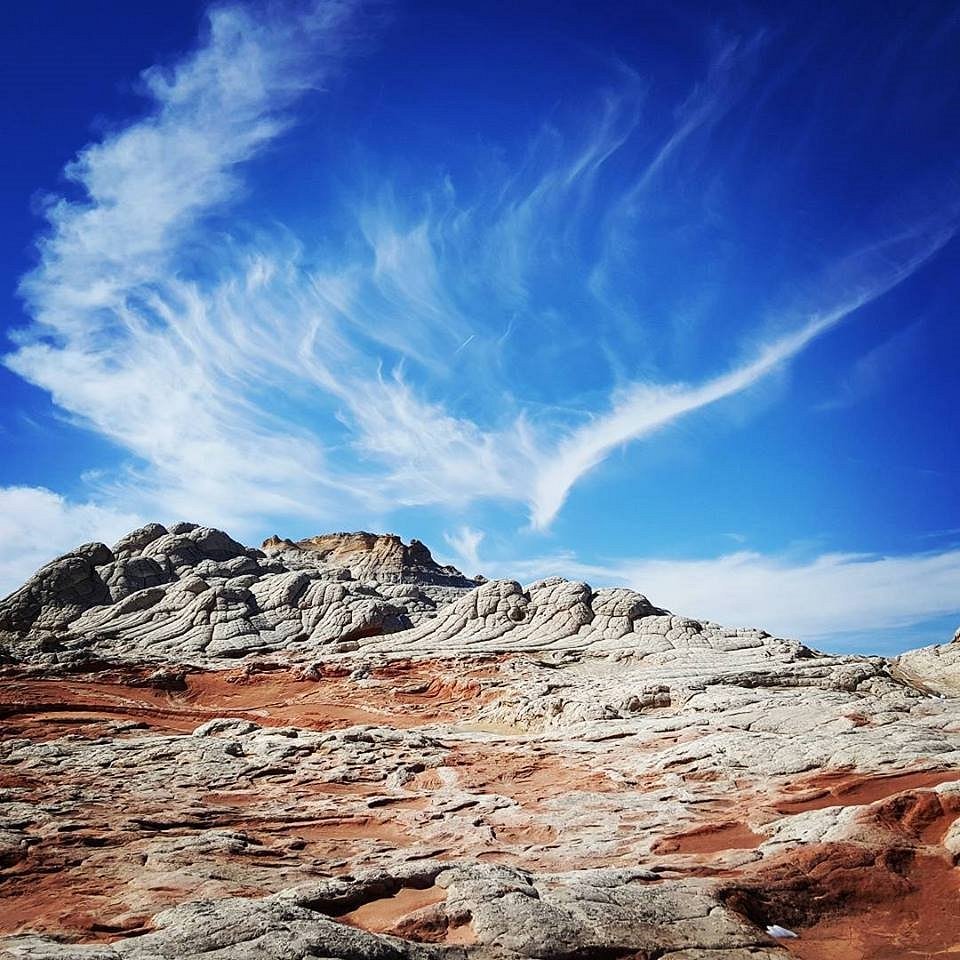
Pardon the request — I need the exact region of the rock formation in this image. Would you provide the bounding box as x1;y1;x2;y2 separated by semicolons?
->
262;531;476;589
1;523;959;959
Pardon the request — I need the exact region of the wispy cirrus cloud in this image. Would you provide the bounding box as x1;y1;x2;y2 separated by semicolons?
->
6;1;368;532
3;0;957;547
443;525;485;574
817;318;925;412
527;217;957;529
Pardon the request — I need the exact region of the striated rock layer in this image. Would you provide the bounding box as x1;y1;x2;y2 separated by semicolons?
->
1;523;959;959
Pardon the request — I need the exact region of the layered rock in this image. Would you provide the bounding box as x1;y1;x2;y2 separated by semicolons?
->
262;531;476;588
0;542;115;635
0;526;480;668
1;522;959;960
896;635;960;696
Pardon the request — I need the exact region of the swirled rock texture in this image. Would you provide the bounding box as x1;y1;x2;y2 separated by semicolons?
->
0;526;480;668
1;523;959;960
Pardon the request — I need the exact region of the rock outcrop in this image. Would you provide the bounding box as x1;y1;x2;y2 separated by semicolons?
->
262;531;476;588
0;526;480;668
896;635;960;696
0;542;115;635
1;522;958;960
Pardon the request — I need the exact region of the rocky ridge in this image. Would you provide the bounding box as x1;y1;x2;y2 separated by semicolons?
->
1;522;959;959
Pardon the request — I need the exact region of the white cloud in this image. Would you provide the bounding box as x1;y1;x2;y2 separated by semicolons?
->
619;550;960;639
5;2;368;531
0;487;142;598
443;525;485;573
488;547;960;644
339;370;538;508
528;217;957;529
2;3;957;547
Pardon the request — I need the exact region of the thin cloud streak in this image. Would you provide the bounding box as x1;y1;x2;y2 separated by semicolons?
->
816;318;925;412
528;216;958;529
444;525;485;574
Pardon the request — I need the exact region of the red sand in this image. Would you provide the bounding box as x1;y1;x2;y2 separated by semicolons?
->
445;746;619;807
336;884;477;945
782;854;960;960
338;885;446;931
0;660;504;942
0;867;263;942
775;769;960;813
869;788;960;845
0;658;503;742
654;821;764;855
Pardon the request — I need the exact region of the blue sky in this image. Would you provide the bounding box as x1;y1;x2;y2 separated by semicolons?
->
1;0;959;653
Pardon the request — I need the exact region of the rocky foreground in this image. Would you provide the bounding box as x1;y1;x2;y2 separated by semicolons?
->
1;523;959;959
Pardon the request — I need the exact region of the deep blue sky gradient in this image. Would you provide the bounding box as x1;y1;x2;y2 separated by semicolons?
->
1;1;958;651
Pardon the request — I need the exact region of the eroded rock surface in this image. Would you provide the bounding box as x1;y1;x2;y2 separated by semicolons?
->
263;531;476;588
1;523;959;959
0;527;480;669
